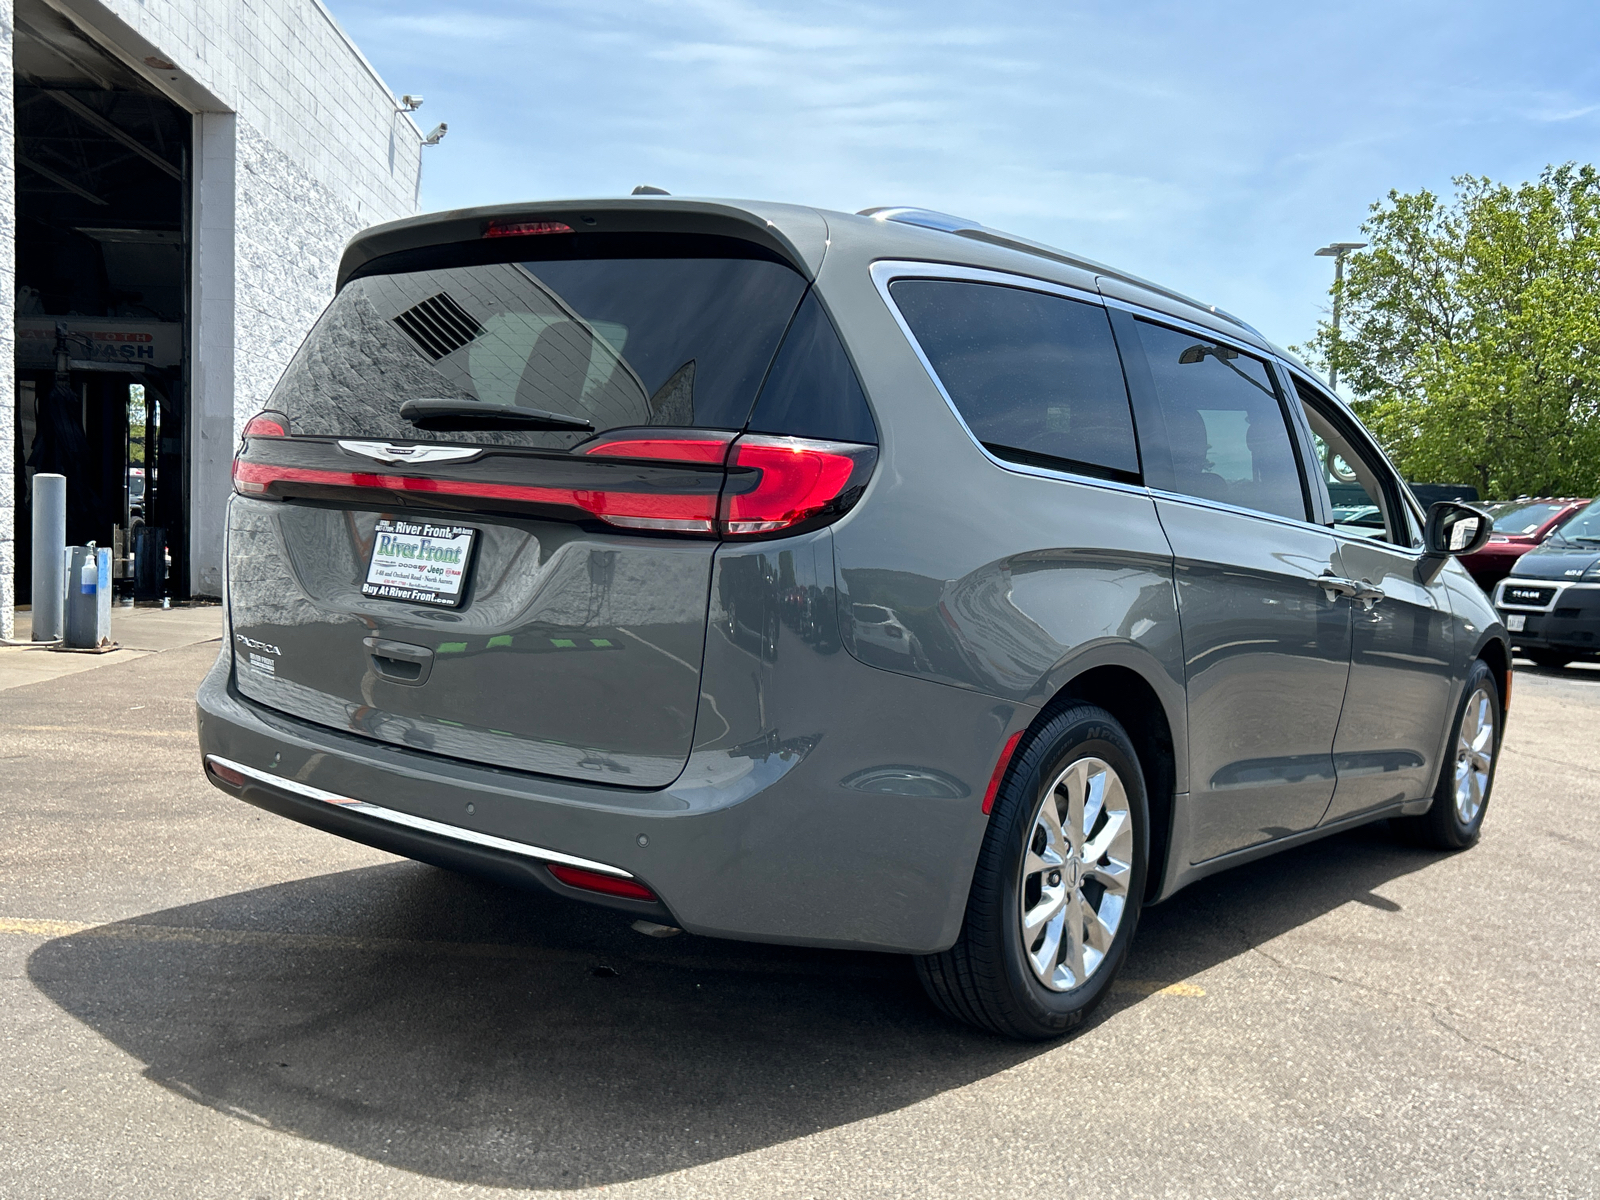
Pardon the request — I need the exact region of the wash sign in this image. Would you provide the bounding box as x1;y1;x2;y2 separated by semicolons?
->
15;319;182;369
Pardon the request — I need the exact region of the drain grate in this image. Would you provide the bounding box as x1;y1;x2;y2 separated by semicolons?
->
394;292;482;360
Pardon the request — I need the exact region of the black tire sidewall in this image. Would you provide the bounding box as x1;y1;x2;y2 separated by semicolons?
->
989;708;1149;1033
1431;661;1503;847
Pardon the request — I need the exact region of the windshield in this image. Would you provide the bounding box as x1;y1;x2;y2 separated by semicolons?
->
268;241;808;449
1488;501;1565;535
1551;498;1600;543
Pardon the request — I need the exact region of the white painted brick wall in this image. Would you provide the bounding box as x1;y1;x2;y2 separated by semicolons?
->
97;0;421;225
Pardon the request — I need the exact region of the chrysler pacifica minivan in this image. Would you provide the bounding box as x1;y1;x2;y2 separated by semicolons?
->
198;198;1507;1039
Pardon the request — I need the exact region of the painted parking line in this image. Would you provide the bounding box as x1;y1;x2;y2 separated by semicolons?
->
0;917;1204;996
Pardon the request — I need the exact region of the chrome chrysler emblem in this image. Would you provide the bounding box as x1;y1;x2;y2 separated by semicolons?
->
338;440;481;466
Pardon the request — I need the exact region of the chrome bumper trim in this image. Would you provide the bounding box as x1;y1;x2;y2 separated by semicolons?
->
206;754;634;878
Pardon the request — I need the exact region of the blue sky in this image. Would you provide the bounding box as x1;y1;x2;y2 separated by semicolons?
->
327;0;1600;351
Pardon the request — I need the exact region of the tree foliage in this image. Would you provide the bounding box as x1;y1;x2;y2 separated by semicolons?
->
1305;164;1600;499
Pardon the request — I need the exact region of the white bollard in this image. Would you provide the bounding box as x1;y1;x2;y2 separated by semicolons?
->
30;474;67;642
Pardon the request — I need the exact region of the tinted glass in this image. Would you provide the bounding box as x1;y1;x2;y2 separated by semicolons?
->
1294;376;1408;544
1488;501;1565;534
747;291;877;443
269;253;808;449
1136;320;1306;521
890;279;1139;479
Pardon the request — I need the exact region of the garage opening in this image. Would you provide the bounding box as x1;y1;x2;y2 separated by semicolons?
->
13;0;190;603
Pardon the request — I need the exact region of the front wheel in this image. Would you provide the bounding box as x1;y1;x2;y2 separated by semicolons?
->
917;705;1149;1040
1397;660;1502;850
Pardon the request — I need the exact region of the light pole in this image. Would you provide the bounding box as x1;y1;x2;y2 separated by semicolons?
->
1315;241;1367;391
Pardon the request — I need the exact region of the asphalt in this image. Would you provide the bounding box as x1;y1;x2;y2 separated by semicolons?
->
0;636;1596;1198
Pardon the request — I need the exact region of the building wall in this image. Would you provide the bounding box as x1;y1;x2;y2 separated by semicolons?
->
3;0;424;612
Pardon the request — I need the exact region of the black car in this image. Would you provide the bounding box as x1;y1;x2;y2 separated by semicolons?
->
1494;496;1600;668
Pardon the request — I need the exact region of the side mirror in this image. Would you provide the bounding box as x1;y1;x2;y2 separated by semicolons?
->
1419;501;1491;581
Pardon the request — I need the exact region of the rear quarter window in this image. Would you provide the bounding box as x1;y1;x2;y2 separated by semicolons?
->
888;278;1140;481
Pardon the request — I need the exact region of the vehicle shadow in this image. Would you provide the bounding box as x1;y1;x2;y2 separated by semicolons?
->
27;821;1444;1188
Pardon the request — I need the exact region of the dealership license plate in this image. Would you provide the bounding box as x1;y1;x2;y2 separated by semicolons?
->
1505;613;1526;632
362;519;477;607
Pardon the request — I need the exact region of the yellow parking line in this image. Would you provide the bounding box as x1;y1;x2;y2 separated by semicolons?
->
0;917;1206;995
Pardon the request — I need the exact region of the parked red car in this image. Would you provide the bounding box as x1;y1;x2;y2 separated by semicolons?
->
1460;497;1590;589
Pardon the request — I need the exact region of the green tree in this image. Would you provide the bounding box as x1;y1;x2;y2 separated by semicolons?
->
1305;164;1600;500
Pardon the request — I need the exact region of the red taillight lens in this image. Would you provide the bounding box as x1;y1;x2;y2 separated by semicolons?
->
484;220;574;238
583;437;732;465
721;435;875;536
547;863;658;902
242;412;287;439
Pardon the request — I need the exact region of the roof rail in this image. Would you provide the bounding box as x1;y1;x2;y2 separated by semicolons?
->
856;206;1263;341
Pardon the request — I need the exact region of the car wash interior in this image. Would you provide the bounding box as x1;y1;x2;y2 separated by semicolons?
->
13;0;190;602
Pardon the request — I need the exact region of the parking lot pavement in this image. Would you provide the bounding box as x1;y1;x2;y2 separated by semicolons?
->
0;647;1596;1200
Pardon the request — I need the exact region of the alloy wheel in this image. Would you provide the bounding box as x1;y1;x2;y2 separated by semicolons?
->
1453;684;1497;825
1018;756;1135;992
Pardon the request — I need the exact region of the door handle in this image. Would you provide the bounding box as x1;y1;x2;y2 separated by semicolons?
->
1315;573;1359;603
1350;581;1386;611
362;636;435;684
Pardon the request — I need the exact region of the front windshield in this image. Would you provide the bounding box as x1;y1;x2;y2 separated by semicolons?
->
1488;500;1564;535
1551;498;1600;543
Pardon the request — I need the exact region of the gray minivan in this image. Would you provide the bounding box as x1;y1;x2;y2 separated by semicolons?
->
197;198;1507;1039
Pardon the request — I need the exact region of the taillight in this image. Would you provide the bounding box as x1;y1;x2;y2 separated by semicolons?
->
242;411;288;439
583;436;732;465
547;864;658;902
721;435;876;536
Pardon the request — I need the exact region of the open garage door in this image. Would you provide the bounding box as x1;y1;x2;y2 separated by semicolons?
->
12;0;190;602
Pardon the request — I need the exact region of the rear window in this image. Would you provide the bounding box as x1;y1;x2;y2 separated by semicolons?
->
888;278;1140;481
269;237;809;449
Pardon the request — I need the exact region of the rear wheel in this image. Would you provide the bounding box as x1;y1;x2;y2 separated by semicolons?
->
1397;660;1502;850
917;705;1149;1040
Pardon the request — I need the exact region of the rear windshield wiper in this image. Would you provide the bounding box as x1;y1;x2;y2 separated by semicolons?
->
399;398;595;432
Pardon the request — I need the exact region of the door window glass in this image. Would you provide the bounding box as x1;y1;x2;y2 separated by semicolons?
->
889;278;1140;480
1293;376;1411;545
1133;319;1307;521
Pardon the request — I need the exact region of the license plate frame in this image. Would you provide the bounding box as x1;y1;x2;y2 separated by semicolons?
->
361;519;478;608
1504;613;1526;632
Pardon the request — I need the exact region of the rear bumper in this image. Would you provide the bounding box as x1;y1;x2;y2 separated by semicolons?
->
196;636;1028;954
1496;579;1600;657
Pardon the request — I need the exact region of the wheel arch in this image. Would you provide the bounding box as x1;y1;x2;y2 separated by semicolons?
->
1030;661;1180;904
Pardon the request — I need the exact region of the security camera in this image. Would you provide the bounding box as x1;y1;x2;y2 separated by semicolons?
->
401;94;424;111
422;122;447;146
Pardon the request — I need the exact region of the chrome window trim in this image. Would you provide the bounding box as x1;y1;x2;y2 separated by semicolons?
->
1147;488;1340;538
1493;578;1600;611
1100;293;1267;360
870;259;1148;497
206;754;635;878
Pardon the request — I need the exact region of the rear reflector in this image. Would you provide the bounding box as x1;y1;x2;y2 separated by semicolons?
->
484;220;574;238
982;731;1026;815
722;435;873;536
207;760;247;788
547;863;658;902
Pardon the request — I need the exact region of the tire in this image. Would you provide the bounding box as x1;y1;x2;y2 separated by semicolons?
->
1396;660;1502;851
917;705;1149;1040
1527;650;1571;669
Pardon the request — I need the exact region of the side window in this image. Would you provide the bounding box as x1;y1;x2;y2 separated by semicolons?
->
889;278;1140;481
1132;319;1308;522
747;291;878;444
1292;376;1412;546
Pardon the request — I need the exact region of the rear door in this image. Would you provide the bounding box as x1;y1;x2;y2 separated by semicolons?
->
228;233;809;787
1110;308;1353;862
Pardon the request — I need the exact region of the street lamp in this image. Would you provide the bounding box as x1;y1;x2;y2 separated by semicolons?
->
1315;241;1367;391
